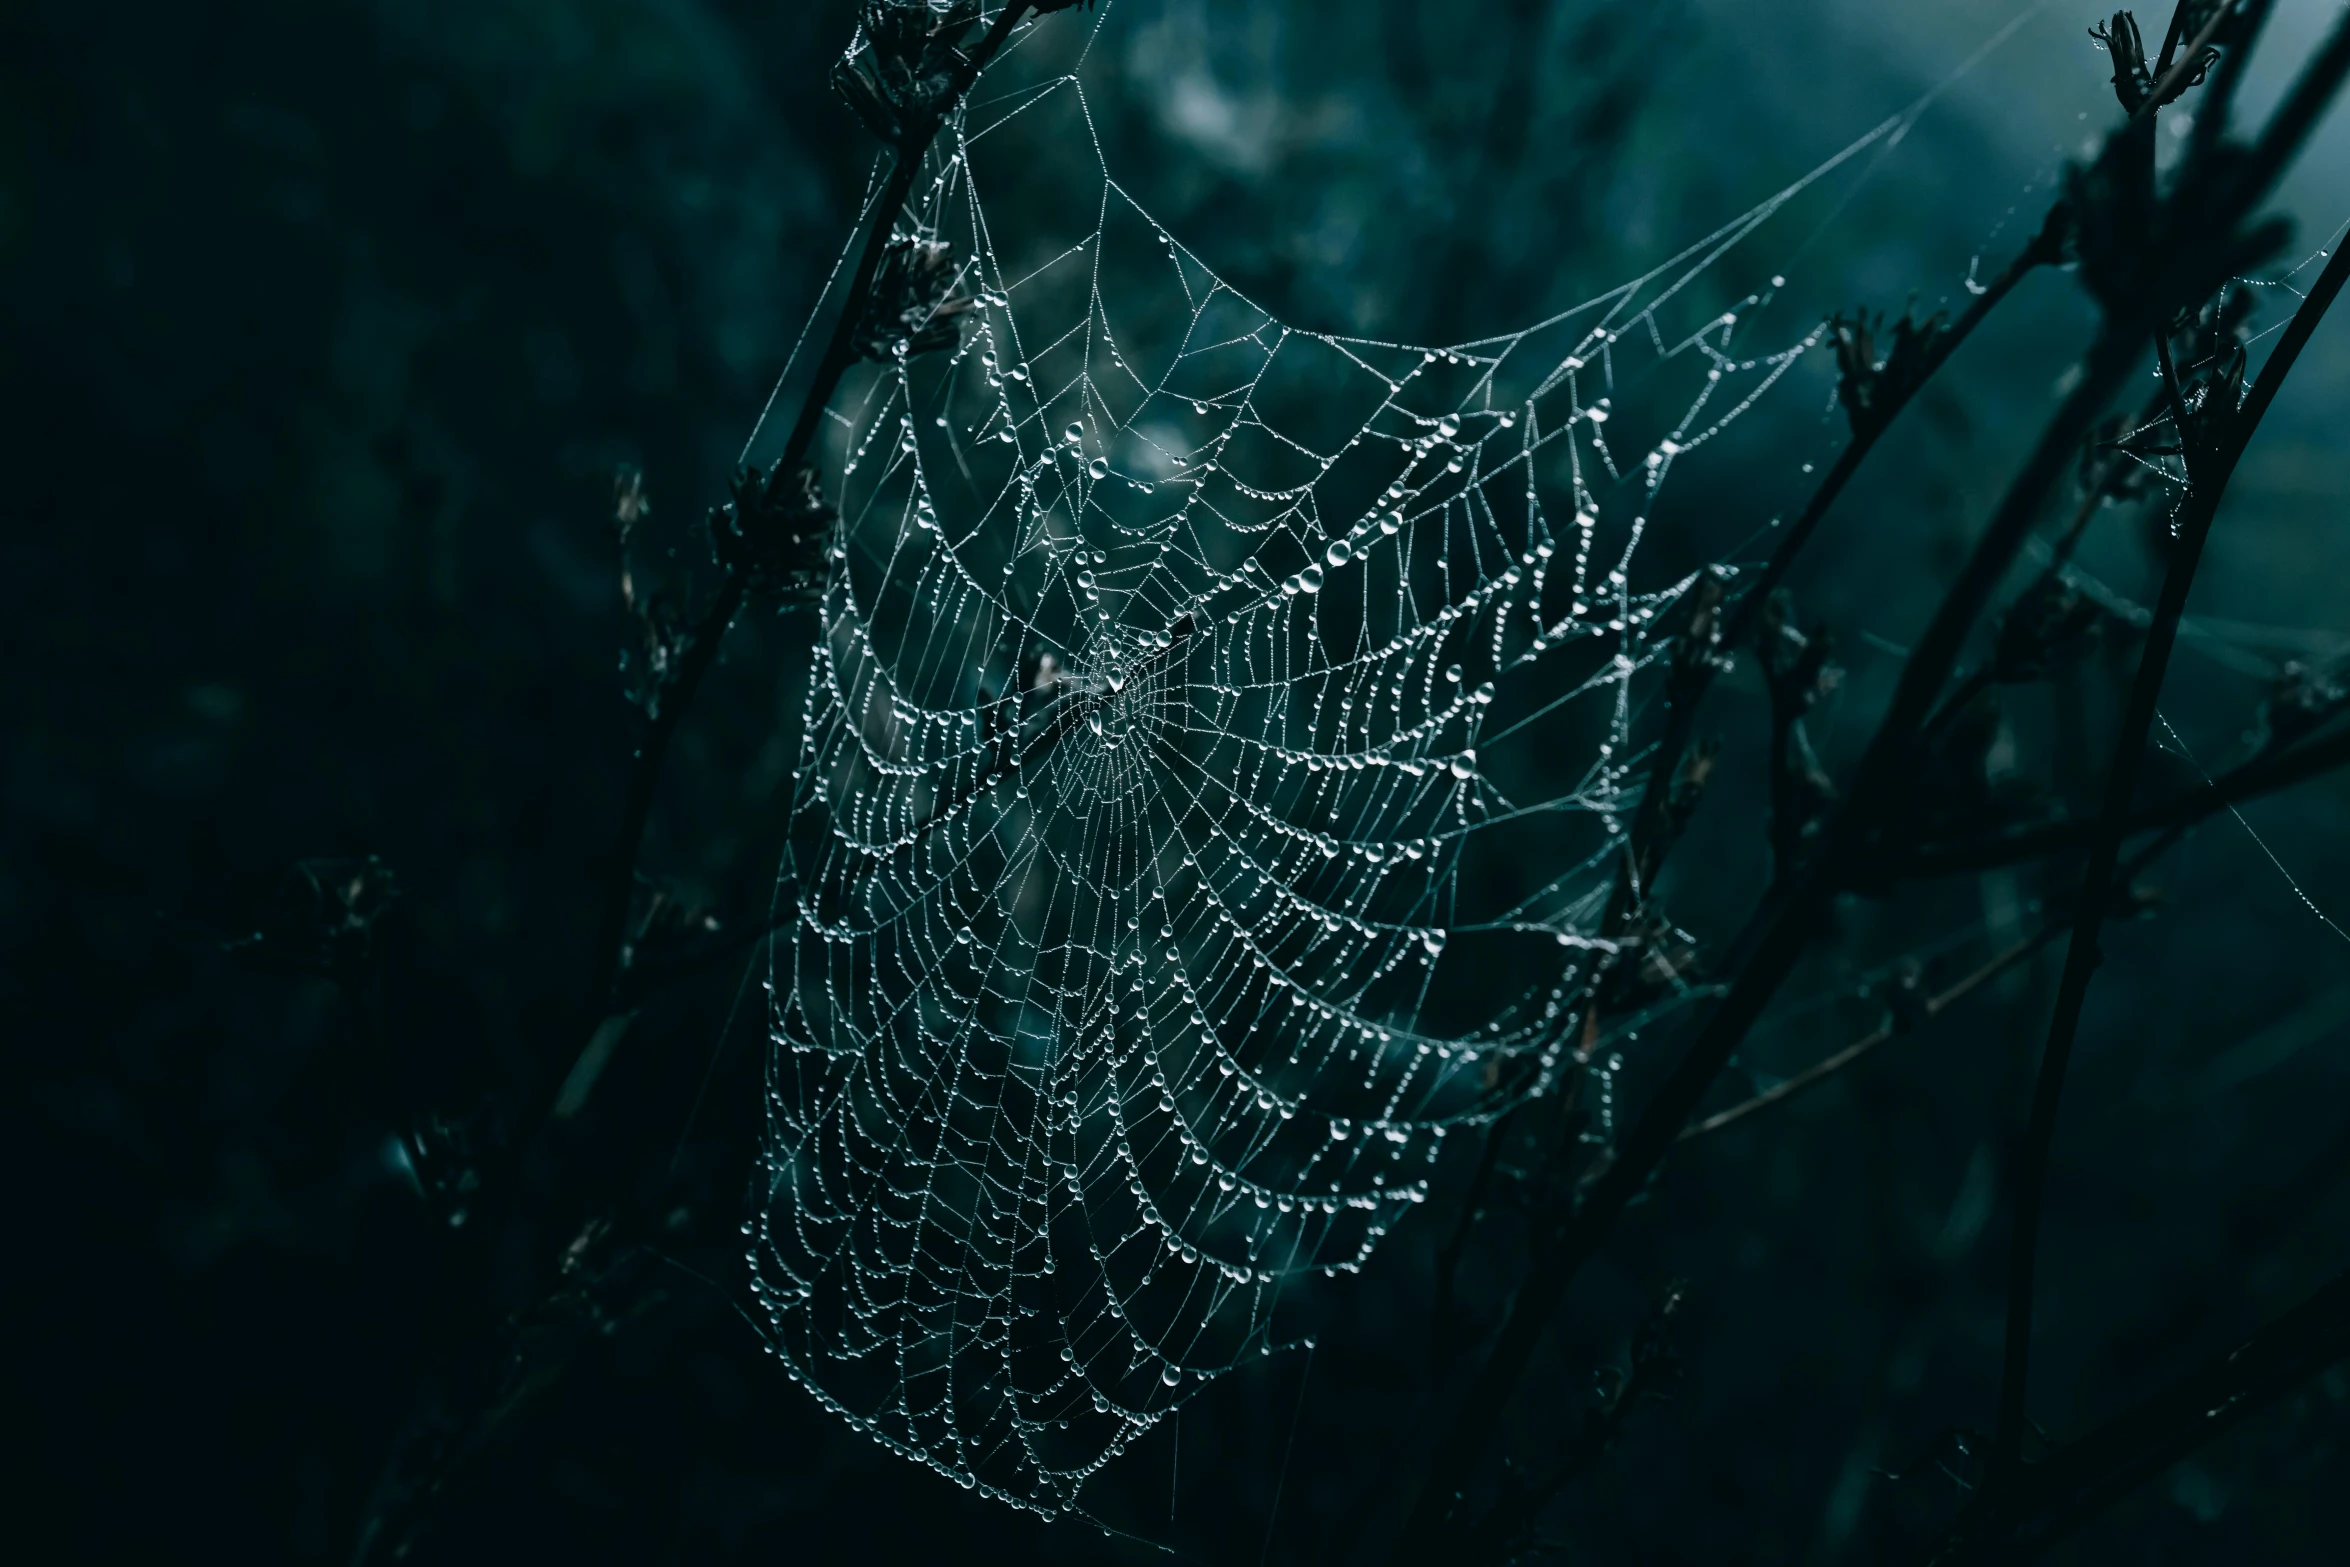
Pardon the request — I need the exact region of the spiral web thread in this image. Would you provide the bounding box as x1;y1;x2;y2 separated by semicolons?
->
745;5;1893;1516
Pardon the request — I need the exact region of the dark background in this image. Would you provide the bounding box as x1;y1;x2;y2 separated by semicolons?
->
8;2;2350;1562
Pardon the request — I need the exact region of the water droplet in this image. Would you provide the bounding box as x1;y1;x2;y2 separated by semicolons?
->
1076;570;1096;590
1162;1367;1181;1387
1088;458;1109;480
1444;663;1462;683
1381;512;1402;534
1325;539;1353;568
1437;414;1459;438
1298;565;1324;594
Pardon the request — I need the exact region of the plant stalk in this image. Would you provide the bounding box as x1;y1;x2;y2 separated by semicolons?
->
1987;222;2350;1489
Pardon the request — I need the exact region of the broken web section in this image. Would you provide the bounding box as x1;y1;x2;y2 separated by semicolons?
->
749;9;1847;1518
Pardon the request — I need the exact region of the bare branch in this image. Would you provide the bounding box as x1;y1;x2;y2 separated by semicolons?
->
1388;17;2350;1550
1679;933;2050;1143
1890;717;2350;883
1941;1265;2350;1562
587;2;1049;1012
1991;213;2350;1490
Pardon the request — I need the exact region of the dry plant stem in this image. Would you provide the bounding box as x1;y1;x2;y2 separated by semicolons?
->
1824;335;2137;853
2132;0;2238;124
1988;226;2350;1489
2189;0;2278;167
1455;1290;1683;1562
1424;206;2065;1368
1991;421;2216;1492
1939;1264;2350;1563
2018;1265;2350;1549
1682;790;2261;1149
589;574;753;1010
2223;205;2350;441
352;11;1053;1567
1397;88;2350;1518
1888;717;2350;879
585;1;1039;1014
1397;11;2350;1480
2238;7;2350;211
1679;932;2050;1142
1738;228;2058;645
1527;225;2058;1285
1431;1105;1518;1361
1609;225;2055;926
1421;213;2061;1428
1387;339;2147;1562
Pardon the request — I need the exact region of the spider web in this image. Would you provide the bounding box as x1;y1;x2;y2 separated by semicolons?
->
745;3;1904;1516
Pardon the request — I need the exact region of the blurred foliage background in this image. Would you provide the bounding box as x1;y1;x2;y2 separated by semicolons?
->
7;1;2350;1562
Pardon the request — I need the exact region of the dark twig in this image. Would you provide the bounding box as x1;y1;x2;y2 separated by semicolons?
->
1940;1264;2350;1562
2229;206;2350;440
1732;217;2065;646
1885;717;2350;882
1597;214;2061;950
1455;1283;1686;1563
349;10;1078;1565
1989;210;2350;1492
1679;933;2049;1143
1387;307;2145;1567
1687;751;2260;1148
1758;592;1841;874
1432;1105;1519;1364
589;575;751;1011
1390;21;2350;1543
1552;217;2062;1273
2187;0;2276;166
2234;4;2350;212
586;0;1050;1014
2121;1;2234;121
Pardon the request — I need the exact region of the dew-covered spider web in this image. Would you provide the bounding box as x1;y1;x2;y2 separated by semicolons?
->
745;2;1937;1517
